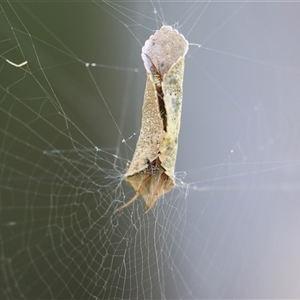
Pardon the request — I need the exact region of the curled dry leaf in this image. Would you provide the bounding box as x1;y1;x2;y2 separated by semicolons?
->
116;25;189;213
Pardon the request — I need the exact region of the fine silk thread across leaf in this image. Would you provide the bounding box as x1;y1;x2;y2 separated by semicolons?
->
116;26;189;213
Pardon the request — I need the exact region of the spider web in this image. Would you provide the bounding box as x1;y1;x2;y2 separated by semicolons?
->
1;1;300;299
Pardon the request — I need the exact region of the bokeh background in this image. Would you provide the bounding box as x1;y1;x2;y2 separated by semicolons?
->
1;1;300;299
